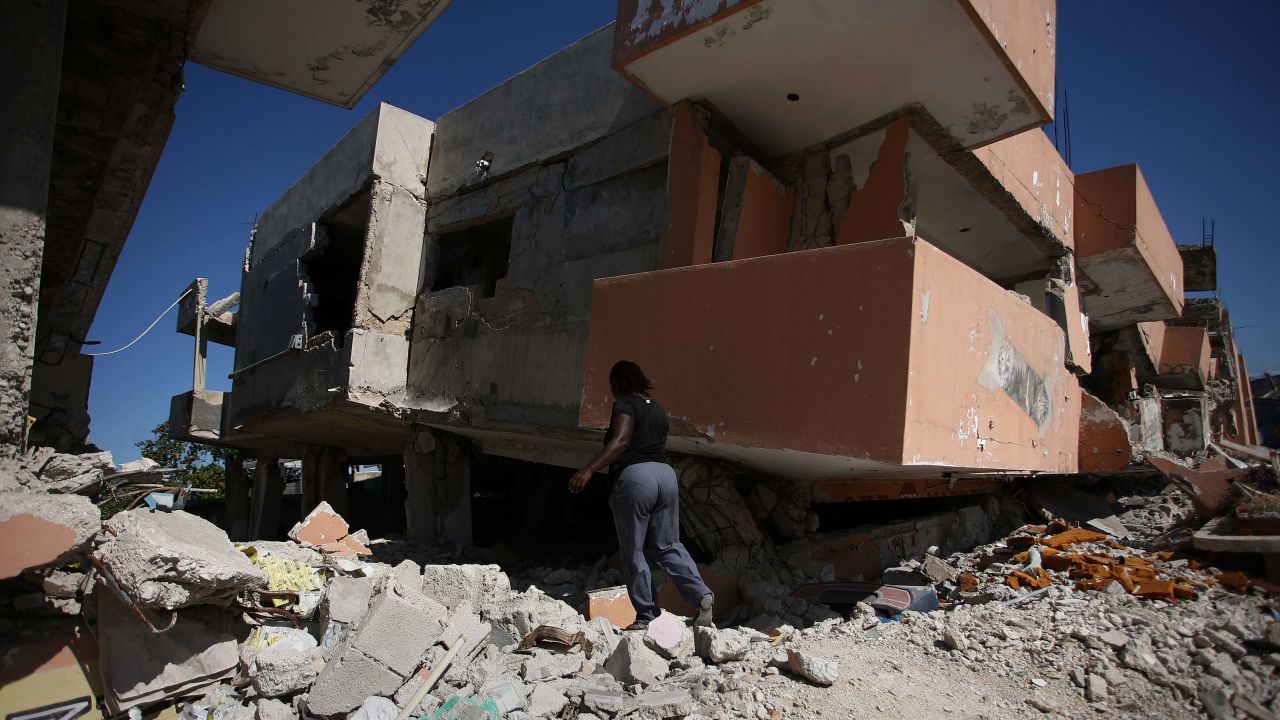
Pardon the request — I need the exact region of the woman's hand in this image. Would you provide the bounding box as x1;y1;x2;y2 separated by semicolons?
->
569;468;594;494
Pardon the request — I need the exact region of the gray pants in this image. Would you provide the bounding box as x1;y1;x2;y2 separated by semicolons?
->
609;461;711;623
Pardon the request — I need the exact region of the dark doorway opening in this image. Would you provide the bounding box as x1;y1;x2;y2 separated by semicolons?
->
305;189;370;338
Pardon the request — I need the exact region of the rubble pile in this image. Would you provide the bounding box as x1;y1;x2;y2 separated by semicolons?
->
4;444;1279;719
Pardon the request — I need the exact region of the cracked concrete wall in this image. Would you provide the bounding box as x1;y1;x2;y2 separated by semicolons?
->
406;28;671;432
229;103;432;441
0;0;66;455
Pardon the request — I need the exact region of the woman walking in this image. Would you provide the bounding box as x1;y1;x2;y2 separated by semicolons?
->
570;360;714;630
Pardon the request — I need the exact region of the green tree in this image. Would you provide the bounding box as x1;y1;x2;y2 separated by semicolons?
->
135;422;235;497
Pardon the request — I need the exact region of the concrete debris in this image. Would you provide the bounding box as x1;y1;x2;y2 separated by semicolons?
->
289;501;371;557
785;649;840;686
0;489;100;578
255;698;297;720
30;449;114;492
694;625;749;663
644;610;693;659
95;507;269;609
347;696;396;720
252;646;318;698
604;633;668;687
8;472;1277;720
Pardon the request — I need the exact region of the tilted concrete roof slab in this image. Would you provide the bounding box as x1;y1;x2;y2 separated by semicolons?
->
613;0;1055;156
191;0;452;108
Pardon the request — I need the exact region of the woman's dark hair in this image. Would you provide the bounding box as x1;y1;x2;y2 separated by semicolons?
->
609;360;654;396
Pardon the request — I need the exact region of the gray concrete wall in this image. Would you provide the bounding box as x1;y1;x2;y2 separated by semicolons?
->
0;0;66;455
408;48;671;433
424;25;658;199
229;104;432;443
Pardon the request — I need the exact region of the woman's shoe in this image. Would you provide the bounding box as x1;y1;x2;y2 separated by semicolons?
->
694;593;715;628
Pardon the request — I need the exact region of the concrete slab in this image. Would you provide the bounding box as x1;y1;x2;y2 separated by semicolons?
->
192;0;452;108
580;236;1080;477
1074;164;1183;330
613;0;1053;154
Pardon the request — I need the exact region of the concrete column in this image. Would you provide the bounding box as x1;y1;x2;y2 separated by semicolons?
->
317;446;349;516
223;452;250;541
0;1;67;456
248;458;284;539
437;433;472;550
403;425;438;545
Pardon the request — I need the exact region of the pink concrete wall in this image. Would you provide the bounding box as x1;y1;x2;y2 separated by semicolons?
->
729;161;793;260
581;239;916;462
659;102;720;269
902;240;1079;473
1137;321;1166;371
972;128;1073;249
1075;164;1183;315
581;236;1079;474
1159;326;1210;385
961;0;1056;123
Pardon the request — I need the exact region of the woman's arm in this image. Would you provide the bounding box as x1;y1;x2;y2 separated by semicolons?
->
569;412;634;493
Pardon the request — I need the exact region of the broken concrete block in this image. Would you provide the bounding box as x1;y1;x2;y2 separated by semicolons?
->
586;585;636;629
392;674;443;717
643;611;692;660
1086;673;1108;701
941;625;969;652
786;649;839;686
95;508;268;609
42;569;84;598
632;689;695;720
693;626;748;663
485;587;581;641
521;650;585;682
421;564;512;614
526;681;569;718
920;554;959;584
477;679;527;714
256;698;297;720
581;689;627;715
34;450;114;492
392;559;422;592
347;696;396;720
290;501;350;546
307;644;403;717
351;586;448;676
326;576;375;625
603;634;668;687
0;490;99;579
253;646;318;698
290;502;370;557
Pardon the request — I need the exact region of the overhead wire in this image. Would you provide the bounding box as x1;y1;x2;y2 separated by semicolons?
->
84;287;193;357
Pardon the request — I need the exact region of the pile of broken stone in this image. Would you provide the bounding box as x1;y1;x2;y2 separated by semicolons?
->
1;449;841;720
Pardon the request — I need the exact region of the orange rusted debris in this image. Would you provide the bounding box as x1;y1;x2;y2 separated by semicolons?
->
1046;519;1069;534
1042;527;1109;549
1006;535;1039;549
1043;553;1078;572
1215;571;1251;593
1134;580;1176;599
1023;524;1049;535
958;573;979;592
1008;568;1052;590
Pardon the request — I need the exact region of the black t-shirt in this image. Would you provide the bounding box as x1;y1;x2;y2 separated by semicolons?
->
605;393;669;477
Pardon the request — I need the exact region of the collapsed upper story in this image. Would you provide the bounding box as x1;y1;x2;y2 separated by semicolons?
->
170;2;1259;480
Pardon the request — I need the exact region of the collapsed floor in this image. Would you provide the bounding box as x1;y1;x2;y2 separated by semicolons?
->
2;444;1279;720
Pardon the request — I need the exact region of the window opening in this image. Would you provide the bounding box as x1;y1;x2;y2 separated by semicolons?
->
304;190;369;338
432;216;514;299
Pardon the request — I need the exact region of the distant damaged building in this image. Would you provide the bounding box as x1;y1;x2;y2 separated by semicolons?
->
168;2;1261;572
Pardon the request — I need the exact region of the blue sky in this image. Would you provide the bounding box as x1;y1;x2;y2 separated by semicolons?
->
84;1;1280;461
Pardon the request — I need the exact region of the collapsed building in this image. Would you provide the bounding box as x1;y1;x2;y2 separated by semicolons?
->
4;2;1280;719
152;0;1263;577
